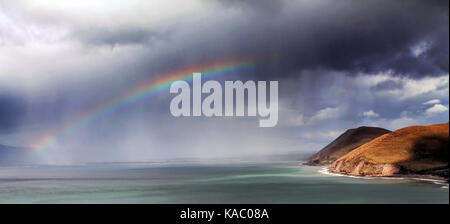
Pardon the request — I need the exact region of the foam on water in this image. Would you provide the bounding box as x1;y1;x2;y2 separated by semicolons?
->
319;167;449;188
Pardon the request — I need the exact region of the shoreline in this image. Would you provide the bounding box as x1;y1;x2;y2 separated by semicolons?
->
318;166;449;188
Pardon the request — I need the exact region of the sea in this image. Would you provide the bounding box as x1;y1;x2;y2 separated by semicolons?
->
0;162;448;204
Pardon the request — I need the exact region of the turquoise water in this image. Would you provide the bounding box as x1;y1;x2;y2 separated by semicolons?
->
0;162;447;204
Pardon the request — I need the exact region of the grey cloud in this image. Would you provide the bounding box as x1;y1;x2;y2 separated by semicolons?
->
0;94;26;134
217;0;283;12
371;80;404;91
32;0;448;80
144;0;449;79
427;27;450;73
74;26;166;47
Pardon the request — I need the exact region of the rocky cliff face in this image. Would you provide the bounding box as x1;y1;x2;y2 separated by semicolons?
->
330;123;449;179
308;126;391;165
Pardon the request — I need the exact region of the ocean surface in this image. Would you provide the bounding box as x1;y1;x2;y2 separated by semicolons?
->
0;162;448;204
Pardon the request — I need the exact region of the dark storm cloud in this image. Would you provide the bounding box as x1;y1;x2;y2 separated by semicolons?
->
0;94;25;134
426;27;450;73
74;26;166;47
371;80;404;91
67;0;448;80
217;0;283;12
135;0;450;81
217;0;448;78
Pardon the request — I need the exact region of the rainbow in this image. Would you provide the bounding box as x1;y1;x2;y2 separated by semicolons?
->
30;58;256;152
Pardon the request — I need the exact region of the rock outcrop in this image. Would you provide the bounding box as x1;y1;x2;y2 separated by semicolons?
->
330;123;449;180
307;126;391;165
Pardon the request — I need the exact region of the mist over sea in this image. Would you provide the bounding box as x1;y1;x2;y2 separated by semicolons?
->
0;162;447;204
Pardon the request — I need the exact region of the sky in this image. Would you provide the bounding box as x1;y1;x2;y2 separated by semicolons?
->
0;0;449;163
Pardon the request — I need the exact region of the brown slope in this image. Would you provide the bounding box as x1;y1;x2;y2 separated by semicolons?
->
308;126;391;165
330;123;449;179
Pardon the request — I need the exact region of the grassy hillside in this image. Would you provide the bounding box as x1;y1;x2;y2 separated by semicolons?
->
308;126;391;165
330;123;449;179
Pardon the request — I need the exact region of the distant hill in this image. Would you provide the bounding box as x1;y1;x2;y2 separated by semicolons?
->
307;126;391;165
330;123;449;179
0;144;36;165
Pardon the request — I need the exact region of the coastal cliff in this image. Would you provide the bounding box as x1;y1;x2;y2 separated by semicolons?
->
307;126;391;165
329;123;449;180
